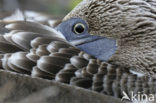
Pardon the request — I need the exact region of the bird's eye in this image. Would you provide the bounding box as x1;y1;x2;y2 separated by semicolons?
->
73;23;85;34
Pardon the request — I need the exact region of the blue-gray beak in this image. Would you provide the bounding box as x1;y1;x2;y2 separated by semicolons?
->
55;18;117;61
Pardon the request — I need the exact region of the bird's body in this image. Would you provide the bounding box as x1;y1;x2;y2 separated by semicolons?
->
63;0;156;74
0;9;156;101
0;20;156;99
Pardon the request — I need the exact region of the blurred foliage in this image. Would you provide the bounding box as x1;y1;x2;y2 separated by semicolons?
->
69;0;82;10
0;0;83;16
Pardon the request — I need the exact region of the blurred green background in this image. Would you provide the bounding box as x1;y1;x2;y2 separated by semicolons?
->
0;0;82;16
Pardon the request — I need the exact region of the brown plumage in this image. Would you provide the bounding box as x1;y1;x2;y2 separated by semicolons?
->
0;20;156;99
63;0;156;75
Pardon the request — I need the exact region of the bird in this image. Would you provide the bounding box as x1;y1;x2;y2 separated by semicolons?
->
61;0;156;75
0;13;156;100
56;18;117;61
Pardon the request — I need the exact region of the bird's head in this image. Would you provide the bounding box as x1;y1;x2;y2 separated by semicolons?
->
56;18;117;61
63;0;156;39
57;0;156;73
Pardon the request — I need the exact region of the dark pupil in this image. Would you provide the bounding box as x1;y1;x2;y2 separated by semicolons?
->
75;25;84;34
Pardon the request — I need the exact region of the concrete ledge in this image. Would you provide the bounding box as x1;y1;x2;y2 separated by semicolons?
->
0;70;122;103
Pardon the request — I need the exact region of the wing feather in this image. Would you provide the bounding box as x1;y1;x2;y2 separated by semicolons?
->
0;18;155;99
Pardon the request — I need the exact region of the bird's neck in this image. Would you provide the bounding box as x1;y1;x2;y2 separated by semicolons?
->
117;31;156;48
111;31;156;74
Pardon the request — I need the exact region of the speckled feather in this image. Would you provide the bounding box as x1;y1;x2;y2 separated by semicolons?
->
0;21;155;99
64;0;156;74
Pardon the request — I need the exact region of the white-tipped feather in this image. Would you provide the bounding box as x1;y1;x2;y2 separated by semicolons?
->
130;70;145;77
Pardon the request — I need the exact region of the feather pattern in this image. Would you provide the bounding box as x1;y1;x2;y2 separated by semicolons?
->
63;0;156;75
0;20;155;99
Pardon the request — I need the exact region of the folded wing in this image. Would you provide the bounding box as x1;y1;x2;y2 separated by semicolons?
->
0;19;155;99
